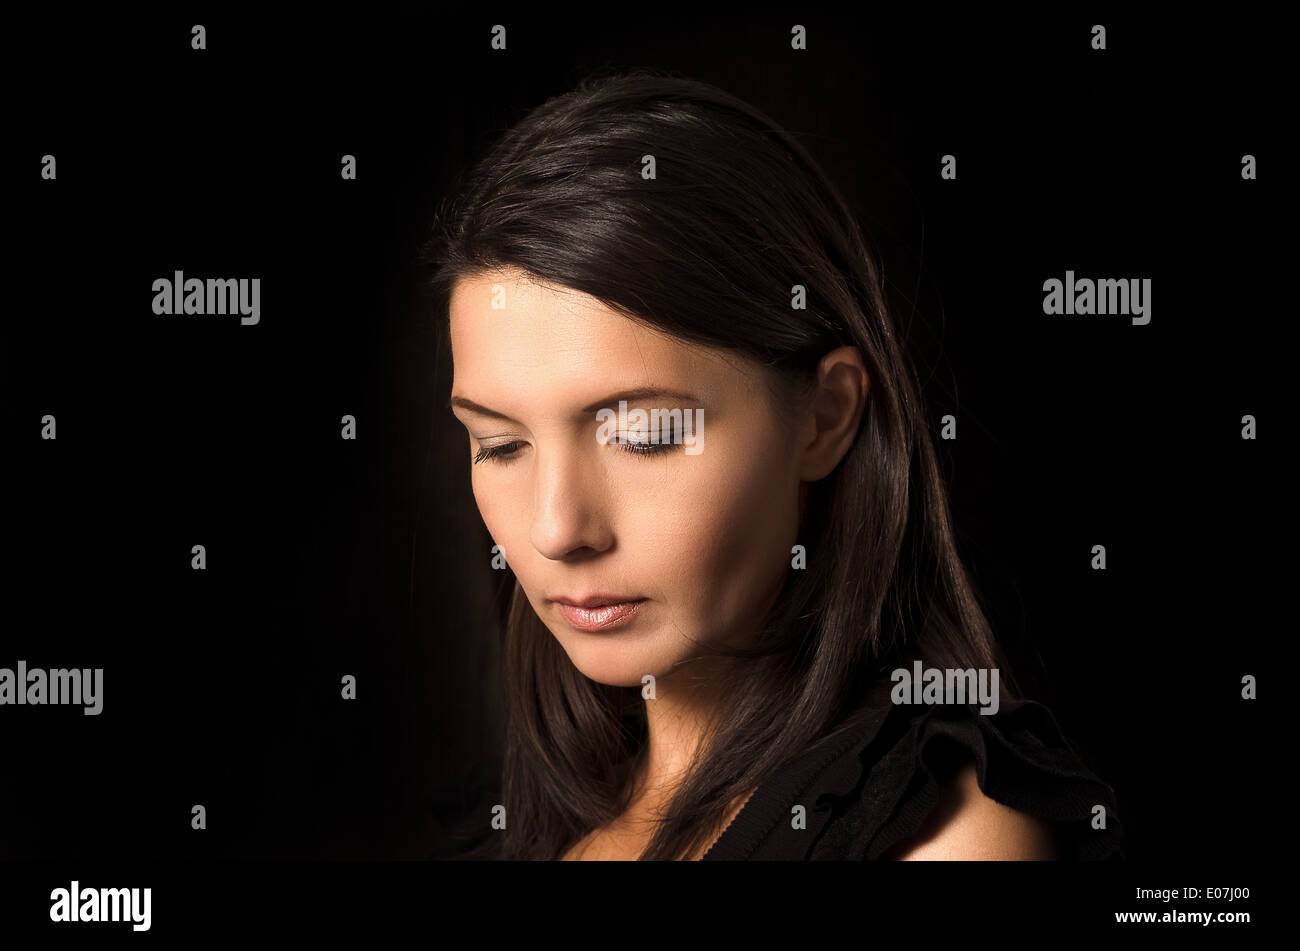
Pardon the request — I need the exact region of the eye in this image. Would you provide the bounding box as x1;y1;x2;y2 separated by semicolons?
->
611;434;674;456
609;417;679;456
473;441;526;465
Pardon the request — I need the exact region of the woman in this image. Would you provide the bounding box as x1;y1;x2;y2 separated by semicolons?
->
421;69;1123;861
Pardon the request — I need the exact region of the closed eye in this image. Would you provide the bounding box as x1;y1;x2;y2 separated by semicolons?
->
472;431;680;465
607;430;677;456
473;441;526;465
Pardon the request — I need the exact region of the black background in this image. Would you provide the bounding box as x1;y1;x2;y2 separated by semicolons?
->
3;7;1281;869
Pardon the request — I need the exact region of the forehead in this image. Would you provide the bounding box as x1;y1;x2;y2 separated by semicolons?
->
448;268;744;400
449;268;646;355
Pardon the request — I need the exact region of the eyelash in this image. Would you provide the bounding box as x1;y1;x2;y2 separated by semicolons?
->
473;432;678;466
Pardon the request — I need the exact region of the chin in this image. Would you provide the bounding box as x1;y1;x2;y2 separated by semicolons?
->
558;639;677;689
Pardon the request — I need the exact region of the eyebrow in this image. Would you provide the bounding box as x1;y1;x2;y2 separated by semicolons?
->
448;386;705;422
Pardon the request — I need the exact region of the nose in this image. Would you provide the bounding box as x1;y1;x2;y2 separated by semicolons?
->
529;441;612;560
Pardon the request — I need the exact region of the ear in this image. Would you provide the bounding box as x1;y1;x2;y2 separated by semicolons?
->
796;346;870;482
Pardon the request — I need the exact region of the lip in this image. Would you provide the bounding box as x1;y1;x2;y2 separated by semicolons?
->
552;596;648;632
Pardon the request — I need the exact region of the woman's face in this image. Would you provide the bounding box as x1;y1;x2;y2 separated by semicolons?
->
448;267;804;688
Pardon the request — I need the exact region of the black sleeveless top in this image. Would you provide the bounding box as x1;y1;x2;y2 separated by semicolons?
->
428;697;1124;861
702;696;1123;860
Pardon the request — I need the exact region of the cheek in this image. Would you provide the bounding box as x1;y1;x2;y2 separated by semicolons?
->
644;434;798;633
469;472;527;568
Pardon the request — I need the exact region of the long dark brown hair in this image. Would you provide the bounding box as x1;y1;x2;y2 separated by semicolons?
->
421;67;1020;860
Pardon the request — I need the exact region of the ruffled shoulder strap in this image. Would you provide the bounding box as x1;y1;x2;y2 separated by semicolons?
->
809;697;1125;860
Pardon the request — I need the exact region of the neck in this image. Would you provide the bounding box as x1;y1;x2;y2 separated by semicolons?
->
628;652;737;811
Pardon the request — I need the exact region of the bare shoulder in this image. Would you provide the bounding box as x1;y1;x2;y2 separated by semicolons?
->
886;760;1059;860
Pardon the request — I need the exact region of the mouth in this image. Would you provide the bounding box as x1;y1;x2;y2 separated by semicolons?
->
551;596;648;632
